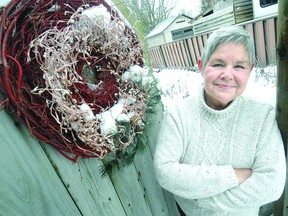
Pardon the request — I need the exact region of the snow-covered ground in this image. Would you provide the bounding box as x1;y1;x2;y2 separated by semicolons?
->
154;66;277;108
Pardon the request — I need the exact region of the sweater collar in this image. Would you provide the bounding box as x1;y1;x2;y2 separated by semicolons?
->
198;86;243;119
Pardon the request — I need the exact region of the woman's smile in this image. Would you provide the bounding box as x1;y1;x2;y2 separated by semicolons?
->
214;83;236;89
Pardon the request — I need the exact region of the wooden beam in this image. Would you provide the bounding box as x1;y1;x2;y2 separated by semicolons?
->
275;0;288;215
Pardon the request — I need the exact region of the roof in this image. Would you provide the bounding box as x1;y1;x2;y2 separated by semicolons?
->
145;14;193;39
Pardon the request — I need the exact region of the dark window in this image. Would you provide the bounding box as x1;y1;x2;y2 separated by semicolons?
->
172;31;183;36
184;29;192;33
260;0;277;8
172;27;194;40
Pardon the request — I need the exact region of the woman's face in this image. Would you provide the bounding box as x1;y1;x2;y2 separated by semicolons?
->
199;43;252;110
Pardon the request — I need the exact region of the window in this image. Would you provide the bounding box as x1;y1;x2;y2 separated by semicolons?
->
171;27;194;40
184;29;192;33
172;31;183;36
260;0;277;8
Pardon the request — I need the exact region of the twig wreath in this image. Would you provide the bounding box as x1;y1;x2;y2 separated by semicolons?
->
0;0;161;174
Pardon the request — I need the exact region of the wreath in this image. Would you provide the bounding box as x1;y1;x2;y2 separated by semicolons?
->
0;0;161;174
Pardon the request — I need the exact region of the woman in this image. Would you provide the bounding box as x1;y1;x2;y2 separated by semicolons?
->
153;26;286;216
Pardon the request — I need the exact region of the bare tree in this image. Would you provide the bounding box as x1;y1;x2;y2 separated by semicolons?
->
178;8;195;18
121;0;176;35
200;0;211;14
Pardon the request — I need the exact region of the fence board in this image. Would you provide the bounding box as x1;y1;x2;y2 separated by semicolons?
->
176;41;185;67
42;144;127;216
178;41;187;67
187;38;197;66
156;48;165;68
264;18;277;65
109;164;153;216
173;43;181;67
255;21;267;66
144;103;181;216
179;40;190;67
163;45;173;68
197;36;204;55
133;147;170;215
149;49;157;69
172;43;180;67
244;23;254;39
151;48;162;69
0;110;81;216
192;37;201;60
170;44;178;67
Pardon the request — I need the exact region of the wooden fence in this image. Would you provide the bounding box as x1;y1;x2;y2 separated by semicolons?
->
148;15;278;70
0;86;280;216
0;104;183;216
0;14;282;216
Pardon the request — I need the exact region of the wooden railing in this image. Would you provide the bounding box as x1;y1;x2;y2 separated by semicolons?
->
148;15;278;70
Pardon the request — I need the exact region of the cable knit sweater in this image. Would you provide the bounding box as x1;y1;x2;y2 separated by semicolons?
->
154;87;286;216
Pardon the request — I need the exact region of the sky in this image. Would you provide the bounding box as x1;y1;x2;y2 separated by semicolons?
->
104;0;202;18
0;0;10;7
170;0;202;17
1;0;202;18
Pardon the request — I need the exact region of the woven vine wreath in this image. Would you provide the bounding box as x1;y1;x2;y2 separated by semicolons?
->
0;0;161;174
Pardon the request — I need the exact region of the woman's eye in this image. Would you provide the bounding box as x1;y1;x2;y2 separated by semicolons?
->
213;64;223;67
235;65;245;69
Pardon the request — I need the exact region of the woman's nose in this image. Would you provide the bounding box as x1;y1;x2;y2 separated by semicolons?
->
220;67;233;80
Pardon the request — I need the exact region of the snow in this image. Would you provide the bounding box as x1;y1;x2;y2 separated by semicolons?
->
0;0;10;7
145;17;176;38
154;66;277;108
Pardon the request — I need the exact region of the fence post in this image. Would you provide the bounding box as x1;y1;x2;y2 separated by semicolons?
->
275;0;288;215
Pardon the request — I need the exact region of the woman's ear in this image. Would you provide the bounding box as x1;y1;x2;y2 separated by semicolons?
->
198;59;203;73
251;63;254;71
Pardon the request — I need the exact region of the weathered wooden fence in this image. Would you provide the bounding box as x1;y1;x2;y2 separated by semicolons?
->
148;15;278;70
0;12;282;216
0;82;280;216
0;103;182;216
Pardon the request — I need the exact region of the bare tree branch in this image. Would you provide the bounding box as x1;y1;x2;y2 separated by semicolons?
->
121;0;176;35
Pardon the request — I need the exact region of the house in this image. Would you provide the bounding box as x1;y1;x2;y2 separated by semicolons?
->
146;0;259;49
145;14;194;48
192;0;254;36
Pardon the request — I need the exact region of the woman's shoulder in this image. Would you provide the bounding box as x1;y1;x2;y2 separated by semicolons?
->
241;96;275;116
163;96;198;121
166;95;197;111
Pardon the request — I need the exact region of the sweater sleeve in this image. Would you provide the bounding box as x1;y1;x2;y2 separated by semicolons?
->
153;106;239;199
197;109;286;211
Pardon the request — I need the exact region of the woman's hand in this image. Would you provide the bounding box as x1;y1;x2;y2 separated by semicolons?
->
234;168;252;184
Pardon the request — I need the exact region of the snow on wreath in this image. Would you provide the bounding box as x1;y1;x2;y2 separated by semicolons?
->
0;0;161;174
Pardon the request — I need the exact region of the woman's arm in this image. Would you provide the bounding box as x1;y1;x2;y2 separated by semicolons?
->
234;168;252;184
154;108;239;199
197;111;286;211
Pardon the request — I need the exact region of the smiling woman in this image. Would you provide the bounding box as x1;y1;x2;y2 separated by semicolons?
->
199;43;251;110
154;25;286;216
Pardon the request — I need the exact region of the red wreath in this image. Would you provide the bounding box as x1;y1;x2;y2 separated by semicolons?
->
0;0;145;163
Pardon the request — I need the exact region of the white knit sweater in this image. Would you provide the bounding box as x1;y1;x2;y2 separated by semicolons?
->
154;87;286;216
